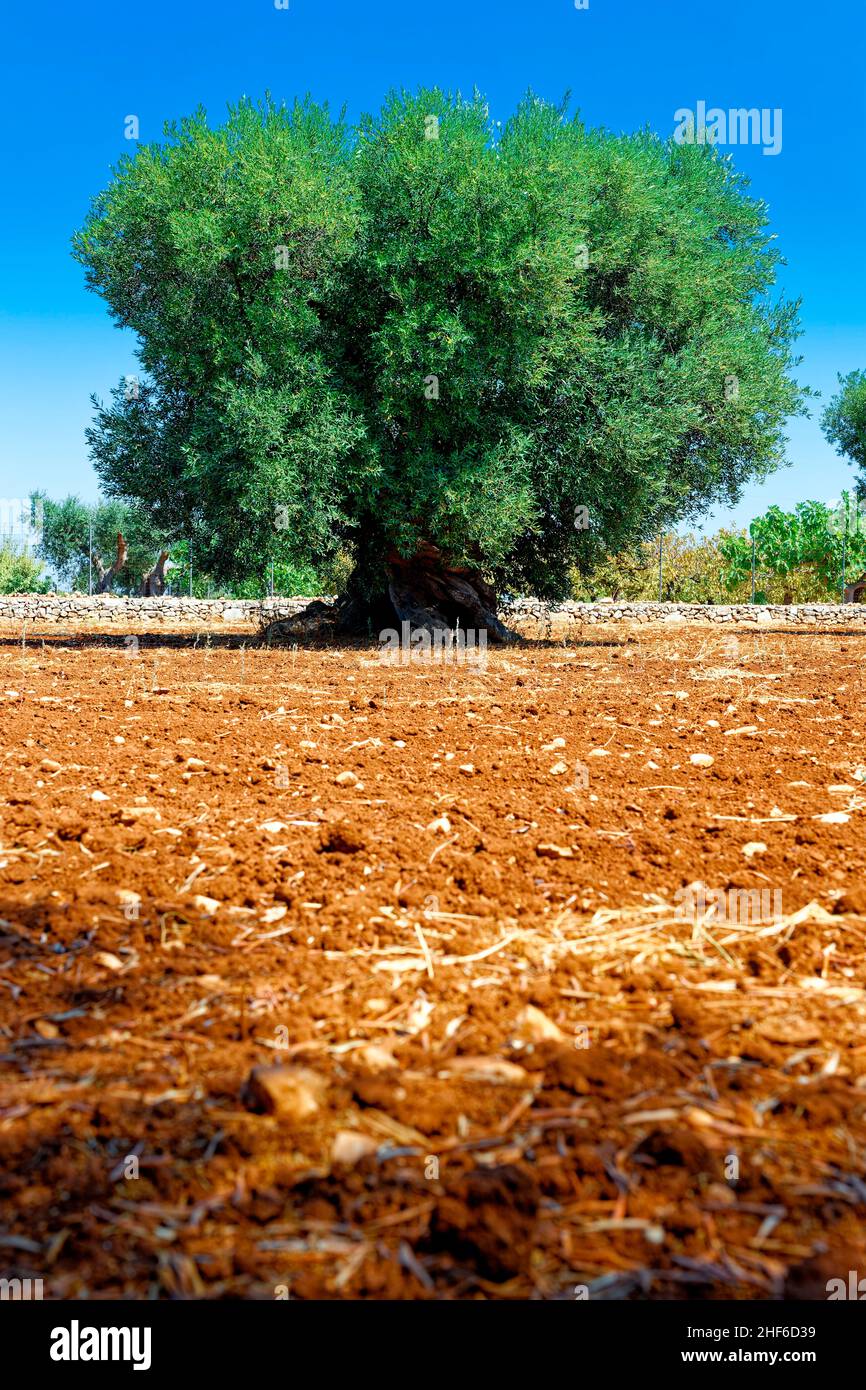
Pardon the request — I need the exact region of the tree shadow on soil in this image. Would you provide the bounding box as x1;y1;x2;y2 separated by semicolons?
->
3;623;864;655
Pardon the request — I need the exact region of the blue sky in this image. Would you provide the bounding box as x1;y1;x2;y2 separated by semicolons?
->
1;0;864;532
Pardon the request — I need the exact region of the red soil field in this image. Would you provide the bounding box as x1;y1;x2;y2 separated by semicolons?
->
1;622;865;1299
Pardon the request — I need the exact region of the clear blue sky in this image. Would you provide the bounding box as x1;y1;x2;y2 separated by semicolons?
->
1;0;864;531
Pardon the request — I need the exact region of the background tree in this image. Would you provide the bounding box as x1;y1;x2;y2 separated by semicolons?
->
74;89;810;637
34;494;164;593
719;494;866;601
822;370;866;496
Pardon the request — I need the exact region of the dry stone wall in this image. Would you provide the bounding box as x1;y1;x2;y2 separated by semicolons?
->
0;596;313;626
501;598;866;631
0;594;864;630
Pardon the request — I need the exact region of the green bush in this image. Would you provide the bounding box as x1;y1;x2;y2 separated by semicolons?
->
0;542;50;594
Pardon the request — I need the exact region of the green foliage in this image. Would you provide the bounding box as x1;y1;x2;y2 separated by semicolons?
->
719;492;866;598
572;530;752;603
203;557;323;600
0;540;50;594
822;370;866;492
74;89;810;599
574;502;866;604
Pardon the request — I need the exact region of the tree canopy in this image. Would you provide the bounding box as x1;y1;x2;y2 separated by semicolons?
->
73;88;810;632
823;370;866;495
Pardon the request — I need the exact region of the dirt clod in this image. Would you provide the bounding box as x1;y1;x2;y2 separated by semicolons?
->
243;1065;328;1121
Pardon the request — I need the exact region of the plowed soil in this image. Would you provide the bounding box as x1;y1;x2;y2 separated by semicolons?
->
1;622;865;1300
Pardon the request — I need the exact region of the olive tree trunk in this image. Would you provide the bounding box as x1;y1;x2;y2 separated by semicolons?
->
93;532;128;593
261;541;516;644
139;550;172;597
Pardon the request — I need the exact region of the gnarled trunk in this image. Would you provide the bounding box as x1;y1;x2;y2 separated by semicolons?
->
385;542;514;643
140;550;172;597
261;541;517;645
93;532;128;593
